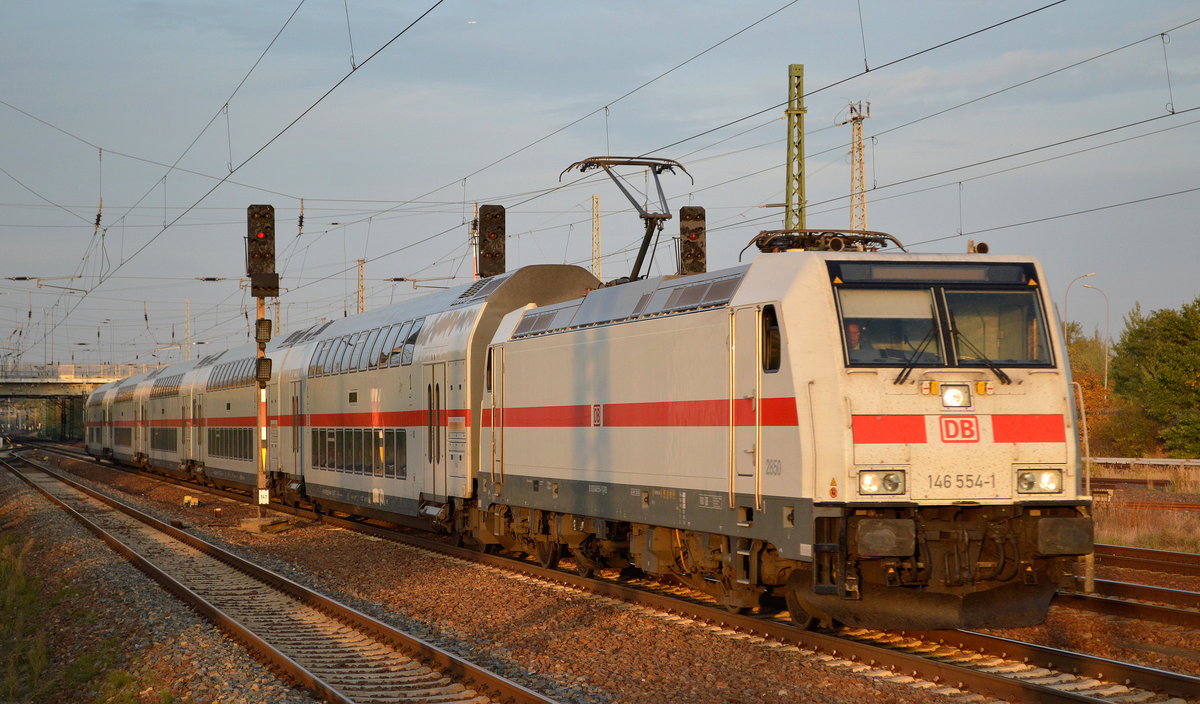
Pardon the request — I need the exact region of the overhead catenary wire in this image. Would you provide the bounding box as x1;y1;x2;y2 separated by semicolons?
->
9;1;1190;364
15;0;447;360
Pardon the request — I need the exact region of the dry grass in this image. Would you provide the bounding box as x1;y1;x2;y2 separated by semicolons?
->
1093;502;1200;553
1167;466;1200;494
0;528;173;704
1;534;51;699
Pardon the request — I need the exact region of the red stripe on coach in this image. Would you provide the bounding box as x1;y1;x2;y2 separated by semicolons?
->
852;415;927;444
991;414;1065;443
504;404;593;427
604;400;728;427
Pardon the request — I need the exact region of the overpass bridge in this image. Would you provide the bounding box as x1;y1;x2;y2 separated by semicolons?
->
0;363;161;440
0;362;157;399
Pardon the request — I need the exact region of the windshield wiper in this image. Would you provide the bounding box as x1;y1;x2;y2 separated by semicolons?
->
951;326;1012;385
893;326;937;385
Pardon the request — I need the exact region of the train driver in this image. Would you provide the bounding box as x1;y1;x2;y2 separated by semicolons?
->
845;321;875;361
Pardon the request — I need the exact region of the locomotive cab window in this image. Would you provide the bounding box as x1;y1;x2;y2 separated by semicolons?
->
761;305;781;372
838;288;943;365
945;290;1051;365
833;261;1053;370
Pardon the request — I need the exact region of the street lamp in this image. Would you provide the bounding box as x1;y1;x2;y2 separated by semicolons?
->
1063;272;1096;338
1083;283;1110;391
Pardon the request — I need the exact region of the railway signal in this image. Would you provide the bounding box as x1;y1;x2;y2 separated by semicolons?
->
244;204;276;520
247;204;279;297
678;205;706;275
477;204;506;278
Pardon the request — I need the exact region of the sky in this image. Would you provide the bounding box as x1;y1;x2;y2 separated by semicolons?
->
1;0;1198;366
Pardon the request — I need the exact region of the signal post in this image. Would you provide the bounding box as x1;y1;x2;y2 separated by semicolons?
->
246;205;278;523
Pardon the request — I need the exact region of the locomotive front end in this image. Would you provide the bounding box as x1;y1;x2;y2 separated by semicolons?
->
792;255;1092;630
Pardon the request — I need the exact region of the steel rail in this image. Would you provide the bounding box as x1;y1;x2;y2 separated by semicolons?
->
1094;544;1200;577
1056;588;1200;629
3;454;557;704
898;628;1200;700
1080;577;1200;610
28;443;1200;703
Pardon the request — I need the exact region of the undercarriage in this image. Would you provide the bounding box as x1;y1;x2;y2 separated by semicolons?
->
467;501;1092;629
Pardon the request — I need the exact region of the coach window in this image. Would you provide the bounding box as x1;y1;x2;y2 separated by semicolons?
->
383;429;396;477
346;332;368;371
318;339;337;375
401;318;424;366
349;430;361;473
379;323;404;366
357;430;369;474
372;430;385;476
396;429;408;479
387;321;413;367
485;348;493;392
335;429;346;471
325;430;336;469
332;335;352;373
312;340;331;376
307;342;323;376
762;305;781;373
366;327;389;368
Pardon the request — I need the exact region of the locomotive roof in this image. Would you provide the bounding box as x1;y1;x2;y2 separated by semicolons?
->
507;250;1046;340
511;265;750;339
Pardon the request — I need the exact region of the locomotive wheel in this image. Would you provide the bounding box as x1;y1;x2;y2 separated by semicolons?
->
534;542;561;570
569;546;598;577
784;569;831;630
784;587;820;629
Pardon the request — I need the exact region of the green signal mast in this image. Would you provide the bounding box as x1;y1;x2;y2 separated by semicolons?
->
784;64;807;231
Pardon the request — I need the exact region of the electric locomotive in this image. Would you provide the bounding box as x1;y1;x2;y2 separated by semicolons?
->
87;234;1092;630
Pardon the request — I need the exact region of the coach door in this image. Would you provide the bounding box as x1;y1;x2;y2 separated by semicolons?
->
488;347;504;483
181;398;191;463
194;395;205;463
290;380;303;471
730;306;763;514
422;362;447;500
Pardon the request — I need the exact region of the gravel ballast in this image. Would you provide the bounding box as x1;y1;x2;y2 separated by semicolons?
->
0;466;318;704
23;450;1200;703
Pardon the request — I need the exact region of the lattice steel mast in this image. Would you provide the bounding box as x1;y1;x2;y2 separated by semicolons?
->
838;102;871;232
784;64;807;230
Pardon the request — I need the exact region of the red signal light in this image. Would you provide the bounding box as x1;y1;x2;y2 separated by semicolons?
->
256;231;267;239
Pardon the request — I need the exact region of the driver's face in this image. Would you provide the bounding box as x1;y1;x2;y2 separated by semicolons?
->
847;323;862;347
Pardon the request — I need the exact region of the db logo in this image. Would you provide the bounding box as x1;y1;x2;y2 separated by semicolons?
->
940;415;979;443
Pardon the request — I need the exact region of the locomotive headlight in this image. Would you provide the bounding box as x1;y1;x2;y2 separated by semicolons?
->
941;384;970;407
1016;468;1063;494
859;470;906;495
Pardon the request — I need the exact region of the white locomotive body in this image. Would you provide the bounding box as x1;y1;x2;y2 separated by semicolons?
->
87;251;1092;629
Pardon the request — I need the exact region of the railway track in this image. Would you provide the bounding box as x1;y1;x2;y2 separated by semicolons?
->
1;452;556;704
1090;476;1174;492
23;443;1200;704
1064;577;1200;628
1095;544;1200;578
1118;501;1200;512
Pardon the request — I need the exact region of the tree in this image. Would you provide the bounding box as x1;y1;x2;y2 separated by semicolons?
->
1109;298;1200;457
1064;323;1155;457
